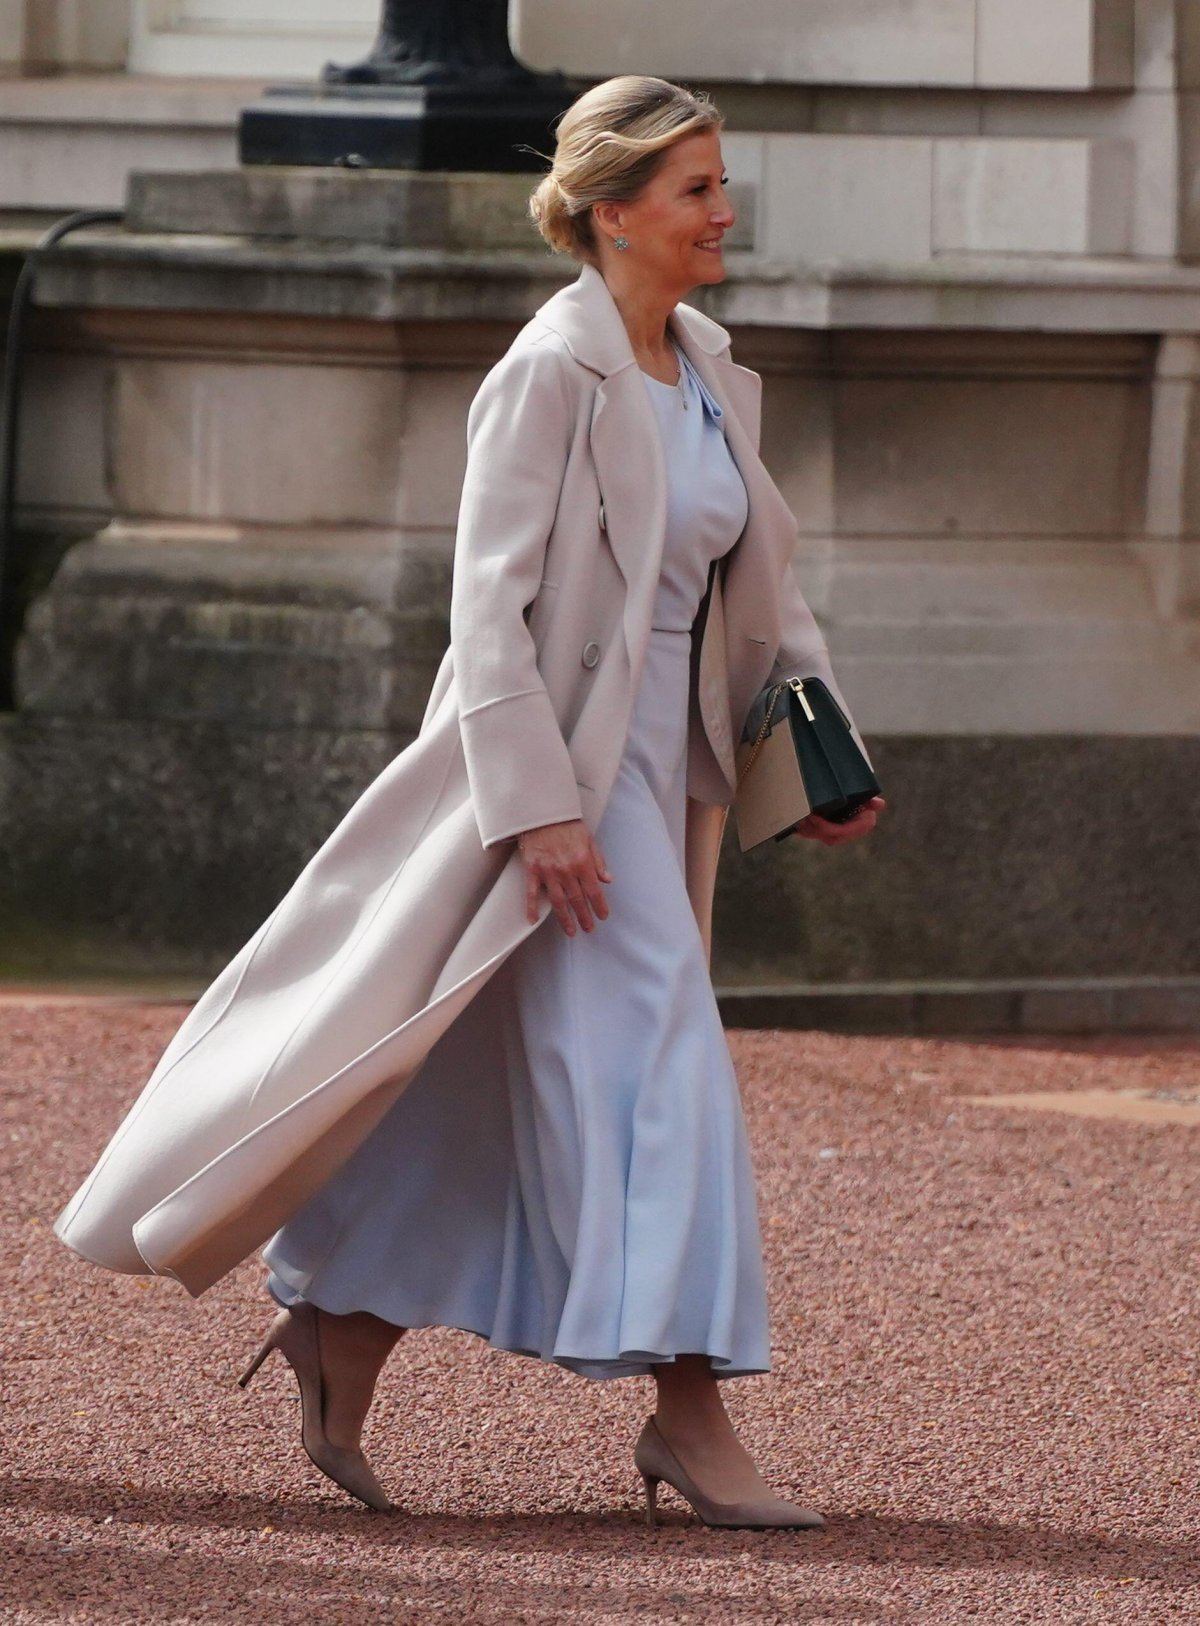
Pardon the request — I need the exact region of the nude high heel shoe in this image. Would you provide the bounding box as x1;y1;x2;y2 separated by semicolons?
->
238;1300;396;1513
634;1414;825;1531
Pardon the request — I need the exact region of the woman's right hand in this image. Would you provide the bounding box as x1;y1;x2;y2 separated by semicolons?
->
791;795;886;847
517;819;612;935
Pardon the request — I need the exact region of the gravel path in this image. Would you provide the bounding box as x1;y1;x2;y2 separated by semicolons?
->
4;998;1199;1624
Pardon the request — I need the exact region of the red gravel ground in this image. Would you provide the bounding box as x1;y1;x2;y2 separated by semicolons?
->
4;997;1200;1625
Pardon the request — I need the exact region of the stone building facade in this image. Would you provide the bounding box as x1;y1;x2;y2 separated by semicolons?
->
1;1;1197;1030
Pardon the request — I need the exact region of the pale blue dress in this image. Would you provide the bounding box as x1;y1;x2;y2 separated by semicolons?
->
262;344;772;1380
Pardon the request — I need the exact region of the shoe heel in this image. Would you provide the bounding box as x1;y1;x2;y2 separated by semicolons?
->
237;1333;277;1389
640;1470;660;1528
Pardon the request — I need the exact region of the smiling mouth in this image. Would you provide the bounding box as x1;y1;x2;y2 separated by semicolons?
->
697;238;724;250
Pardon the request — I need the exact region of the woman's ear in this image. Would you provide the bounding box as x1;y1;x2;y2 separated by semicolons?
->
592;200;624;243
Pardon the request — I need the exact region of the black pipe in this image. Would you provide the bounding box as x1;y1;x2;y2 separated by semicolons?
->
0;207;124;705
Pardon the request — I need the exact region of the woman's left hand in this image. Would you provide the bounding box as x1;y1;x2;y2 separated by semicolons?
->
790;795;886;847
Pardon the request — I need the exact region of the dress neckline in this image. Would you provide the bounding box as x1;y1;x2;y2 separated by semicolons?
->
640;346;727;430
639;343;688;389
639;343;694;410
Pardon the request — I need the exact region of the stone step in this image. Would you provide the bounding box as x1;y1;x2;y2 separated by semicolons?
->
822;555;1158;622
800;535;1160;569
714;978;1200;1037
125;167;539;250
0;75;258;210
838;653;1200;734
15;527;452;732
129;22;373;80
832;617;1195;660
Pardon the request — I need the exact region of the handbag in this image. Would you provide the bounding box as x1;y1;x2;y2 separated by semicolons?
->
732;675;881;853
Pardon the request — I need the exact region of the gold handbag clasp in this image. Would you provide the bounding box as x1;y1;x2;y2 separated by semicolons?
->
788;677;816;723
790;675;853;731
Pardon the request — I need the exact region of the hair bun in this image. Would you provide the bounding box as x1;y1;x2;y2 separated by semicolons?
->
526;76;721;264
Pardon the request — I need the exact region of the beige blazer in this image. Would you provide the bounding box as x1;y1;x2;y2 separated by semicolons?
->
54;260;866;1296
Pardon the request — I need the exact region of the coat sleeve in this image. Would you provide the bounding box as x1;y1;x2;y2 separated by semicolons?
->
450;334;586;851
769;563;875;772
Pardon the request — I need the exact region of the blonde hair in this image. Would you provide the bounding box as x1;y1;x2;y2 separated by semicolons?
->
528;75;723;262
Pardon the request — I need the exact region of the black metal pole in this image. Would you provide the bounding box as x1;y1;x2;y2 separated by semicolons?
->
240;0;570;172
322;0;540;88
0;208;123;708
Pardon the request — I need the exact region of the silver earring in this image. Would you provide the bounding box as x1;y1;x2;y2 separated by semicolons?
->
614;235;629;251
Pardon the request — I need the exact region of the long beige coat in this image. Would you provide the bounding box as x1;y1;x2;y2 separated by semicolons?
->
54;260;865;1297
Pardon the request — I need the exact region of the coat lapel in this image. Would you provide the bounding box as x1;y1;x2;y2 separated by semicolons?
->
535;262;797;593
535;264;670;682
668;319;799;586
668;307;804;743
587;368;666;680
534;262;797;770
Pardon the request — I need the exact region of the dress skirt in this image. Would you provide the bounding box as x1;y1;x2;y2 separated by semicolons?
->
262;625;773;1382
264;341;769;1380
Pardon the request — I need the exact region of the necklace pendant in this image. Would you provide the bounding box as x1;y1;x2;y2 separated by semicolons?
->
669;341;688;407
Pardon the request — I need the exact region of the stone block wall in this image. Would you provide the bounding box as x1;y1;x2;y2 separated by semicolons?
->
512;0;1136;92
1;231;1197;994
0;0;130;72
0;4;1197;1017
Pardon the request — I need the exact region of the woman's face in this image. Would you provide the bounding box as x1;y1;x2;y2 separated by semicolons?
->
597;129;735;294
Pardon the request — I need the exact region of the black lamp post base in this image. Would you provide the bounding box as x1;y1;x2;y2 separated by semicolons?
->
238;83;569;173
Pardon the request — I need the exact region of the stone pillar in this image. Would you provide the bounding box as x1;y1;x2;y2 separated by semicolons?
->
1139;335;1200;617
0;0;130;71
1176;0;1200;262
0;0;23;67
127;0;376;77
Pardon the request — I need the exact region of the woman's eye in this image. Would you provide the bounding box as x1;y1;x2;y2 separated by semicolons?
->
694;177;729;193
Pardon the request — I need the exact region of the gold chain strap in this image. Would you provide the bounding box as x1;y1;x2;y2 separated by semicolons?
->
735;681;785;790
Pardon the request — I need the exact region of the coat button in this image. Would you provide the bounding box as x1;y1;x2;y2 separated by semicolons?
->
581;640;601;668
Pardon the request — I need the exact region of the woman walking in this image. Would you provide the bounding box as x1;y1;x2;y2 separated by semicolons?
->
56;75;882;1529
